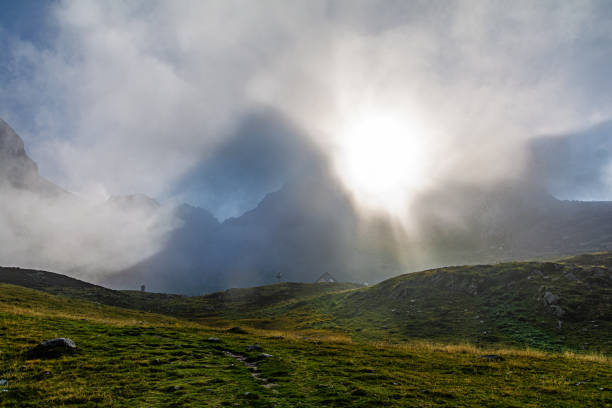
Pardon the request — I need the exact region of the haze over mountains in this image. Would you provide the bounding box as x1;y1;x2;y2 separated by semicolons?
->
2;117;612;294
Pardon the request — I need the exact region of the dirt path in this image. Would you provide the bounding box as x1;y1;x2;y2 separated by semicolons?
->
224;351;277;388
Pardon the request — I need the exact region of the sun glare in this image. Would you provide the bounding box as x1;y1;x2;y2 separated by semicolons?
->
333;110;432;216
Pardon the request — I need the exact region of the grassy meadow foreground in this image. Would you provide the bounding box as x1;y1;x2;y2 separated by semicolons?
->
1;253;611;406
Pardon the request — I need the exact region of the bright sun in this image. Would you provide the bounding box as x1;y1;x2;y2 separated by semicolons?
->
333;110;432;216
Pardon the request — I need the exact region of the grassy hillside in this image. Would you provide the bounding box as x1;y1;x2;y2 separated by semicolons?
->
0;267;358;316
1;283;611;407
295;254;612;353
2;253;612;355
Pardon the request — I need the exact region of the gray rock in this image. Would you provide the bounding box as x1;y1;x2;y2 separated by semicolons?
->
543;291;559;305
30;338;76;358
564;272;577;281
247;344;262;352
258;353;273;358
206;337;221;343
550;305;566;318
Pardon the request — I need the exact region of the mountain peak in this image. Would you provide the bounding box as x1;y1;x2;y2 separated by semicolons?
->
0;118;39;188
0;118;66;197
0;118;28;157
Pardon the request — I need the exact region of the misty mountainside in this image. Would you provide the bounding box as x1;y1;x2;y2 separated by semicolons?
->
105;167;402;294
106;177;612;296
104;118;612;295
3;116;612;295
1;252;611;354
0;119;172;275
0;119;66;196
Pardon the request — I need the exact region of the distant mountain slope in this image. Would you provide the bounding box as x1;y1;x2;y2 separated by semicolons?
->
105;169;402;294
107;176;612;295
0;265;357;317
3;116;612;295
0;267;101;291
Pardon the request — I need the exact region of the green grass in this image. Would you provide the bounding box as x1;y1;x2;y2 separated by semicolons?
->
1;283;611;407
175;254;611;354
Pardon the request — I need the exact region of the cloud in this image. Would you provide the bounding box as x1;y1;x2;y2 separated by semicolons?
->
2;0;612;285
530;120;612;201
170;108;325;220
0;185;176;279
1;0;609;206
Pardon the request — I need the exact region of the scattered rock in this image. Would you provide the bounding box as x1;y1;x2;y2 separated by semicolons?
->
564;271;578;281
29;338;76;358
243;391;259;399
550;305;566;318
206;337;221;343
543;291;559;305
247;344;262;352
227;327;247;334
258;353;273;358
480;354;504;361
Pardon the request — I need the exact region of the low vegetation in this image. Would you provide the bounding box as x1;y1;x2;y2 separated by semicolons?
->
0;253;611;406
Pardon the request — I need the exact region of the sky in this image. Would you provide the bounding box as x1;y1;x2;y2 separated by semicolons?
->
1;1;612;218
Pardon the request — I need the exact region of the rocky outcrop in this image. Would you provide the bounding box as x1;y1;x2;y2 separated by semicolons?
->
542;290;565;317
0;119;66;196
543;291;560;305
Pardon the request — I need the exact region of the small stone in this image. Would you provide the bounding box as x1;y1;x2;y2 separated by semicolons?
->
247;344;262;352
550;305;566;318
0;380;6;386
259;353;273;358
227;327;247;334
206;337;221;343
243;391;259;399
564;272;577;281
480;354;504;361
